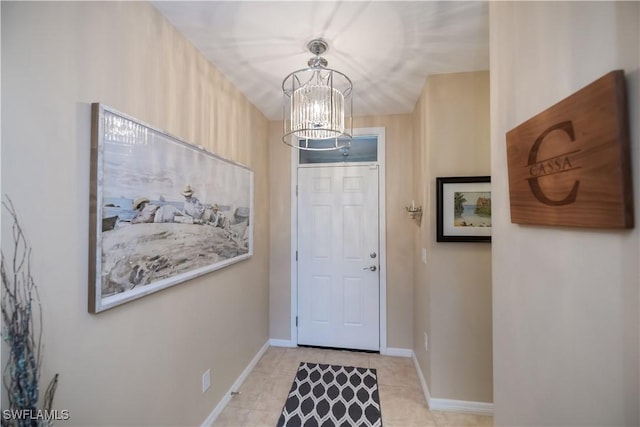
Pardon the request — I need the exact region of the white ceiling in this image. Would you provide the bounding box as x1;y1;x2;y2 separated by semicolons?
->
152;1;489;121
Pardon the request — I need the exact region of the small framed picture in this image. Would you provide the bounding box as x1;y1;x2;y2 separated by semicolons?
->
436;176;491;243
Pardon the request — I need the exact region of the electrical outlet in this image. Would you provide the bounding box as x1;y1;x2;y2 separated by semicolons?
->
202;369;211;393
421;248;427;265
424;332;429;352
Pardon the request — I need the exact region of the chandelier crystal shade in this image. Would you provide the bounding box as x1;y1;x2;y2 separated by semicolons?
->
282;39;353;150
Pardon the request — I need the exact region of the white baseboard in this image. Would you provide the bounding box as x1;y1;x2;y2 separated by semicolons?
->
412;351;432;404
411;351;493;416
269;338;297;348
271;341;409;355
382;347;413;357
429;398;493;415
201;340;270;426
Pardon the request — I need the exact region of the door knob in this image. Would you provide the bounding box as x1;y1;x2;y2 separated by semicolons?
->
363;265;377;271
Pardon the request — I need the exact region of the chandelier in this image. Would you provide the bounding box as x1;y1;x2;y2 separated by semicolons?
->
282;39;353;150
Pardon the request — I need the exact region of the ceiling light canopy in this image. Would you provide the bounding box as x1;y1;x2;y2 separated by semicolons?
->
282;39;353;151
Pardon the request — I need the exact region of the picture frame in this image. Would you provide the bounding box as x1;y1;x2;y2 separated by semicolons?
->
89;103;254;313
436;176;491;243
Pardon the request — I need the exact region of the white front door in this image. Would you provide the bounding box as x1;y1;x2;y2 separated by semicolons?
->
297;165;380;351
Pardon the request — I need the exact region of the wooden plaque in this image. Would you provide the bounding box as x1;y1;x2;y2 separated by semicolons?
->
506;70;633;228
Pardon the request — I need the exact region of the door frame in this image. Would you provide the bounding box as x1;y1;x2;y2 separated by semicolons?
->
289;127;388;353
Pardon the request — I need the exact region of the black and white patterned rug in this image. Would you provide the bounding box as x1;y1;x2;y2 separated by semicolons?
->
277;362;382;427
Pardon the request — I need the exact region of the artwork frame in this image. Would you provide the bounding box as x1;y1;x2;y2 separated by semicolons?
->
436;176;491;243
89;103;254;313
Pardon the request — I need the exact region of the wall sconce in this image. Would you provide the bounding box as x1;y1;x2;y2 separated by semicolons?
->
405;200;422;226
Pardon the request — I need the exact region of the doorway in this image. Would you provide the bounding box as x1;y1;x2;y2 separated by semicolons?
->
290;128;387;352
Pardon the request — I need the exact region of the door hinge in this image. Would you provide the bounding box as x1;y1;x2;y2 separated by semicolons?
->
296;185;298;196
296;250;298;261
296;316;298;327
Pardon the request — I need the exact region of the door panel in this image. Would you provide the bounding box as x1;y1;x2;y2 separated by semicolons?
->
343;278;363;326
297;165;379;351
310;276;330;323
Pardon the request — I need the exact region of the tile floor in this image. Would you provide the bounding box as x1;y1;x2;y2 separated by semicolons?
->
212;346;493;427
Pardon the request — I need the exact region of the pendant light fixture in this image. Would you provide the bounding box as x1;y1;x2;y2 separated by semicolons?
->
282;38;353;150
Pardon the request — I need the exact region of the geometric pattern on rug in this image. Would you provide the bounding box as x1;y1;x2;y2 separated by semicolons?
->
277;362;382;427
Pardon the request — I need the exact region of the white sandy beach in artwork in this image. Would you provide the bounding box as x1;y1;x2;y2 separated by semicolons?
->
454;214;491;227
100;222;248;297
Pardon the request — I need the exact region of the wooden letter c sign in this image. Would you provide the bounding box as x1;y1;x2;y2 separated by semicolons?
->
506;70;633;229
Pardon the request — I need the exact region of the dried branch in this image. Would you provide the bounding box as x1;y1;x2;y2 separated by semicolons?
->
1;197;58;426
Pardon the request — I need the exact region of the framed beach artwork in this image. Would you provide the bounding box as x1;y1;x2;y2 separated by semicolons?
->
89;103;254;313
436;176;491;243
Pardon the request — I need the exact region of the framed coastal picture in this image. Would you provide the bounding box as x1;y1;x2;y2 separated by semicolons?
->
89;103;254;313
436;176;491;243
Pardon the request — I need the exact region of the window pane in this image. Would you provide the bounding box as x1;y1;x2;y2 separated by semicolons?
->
299;136;377;164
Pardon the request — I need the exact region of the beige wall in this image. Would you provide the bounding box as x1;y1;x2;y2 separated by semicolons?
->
412;72;493;403
269;115;415;350
269;121;292;340
490;2;639;425
412;78;432;389
1;2;269;425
